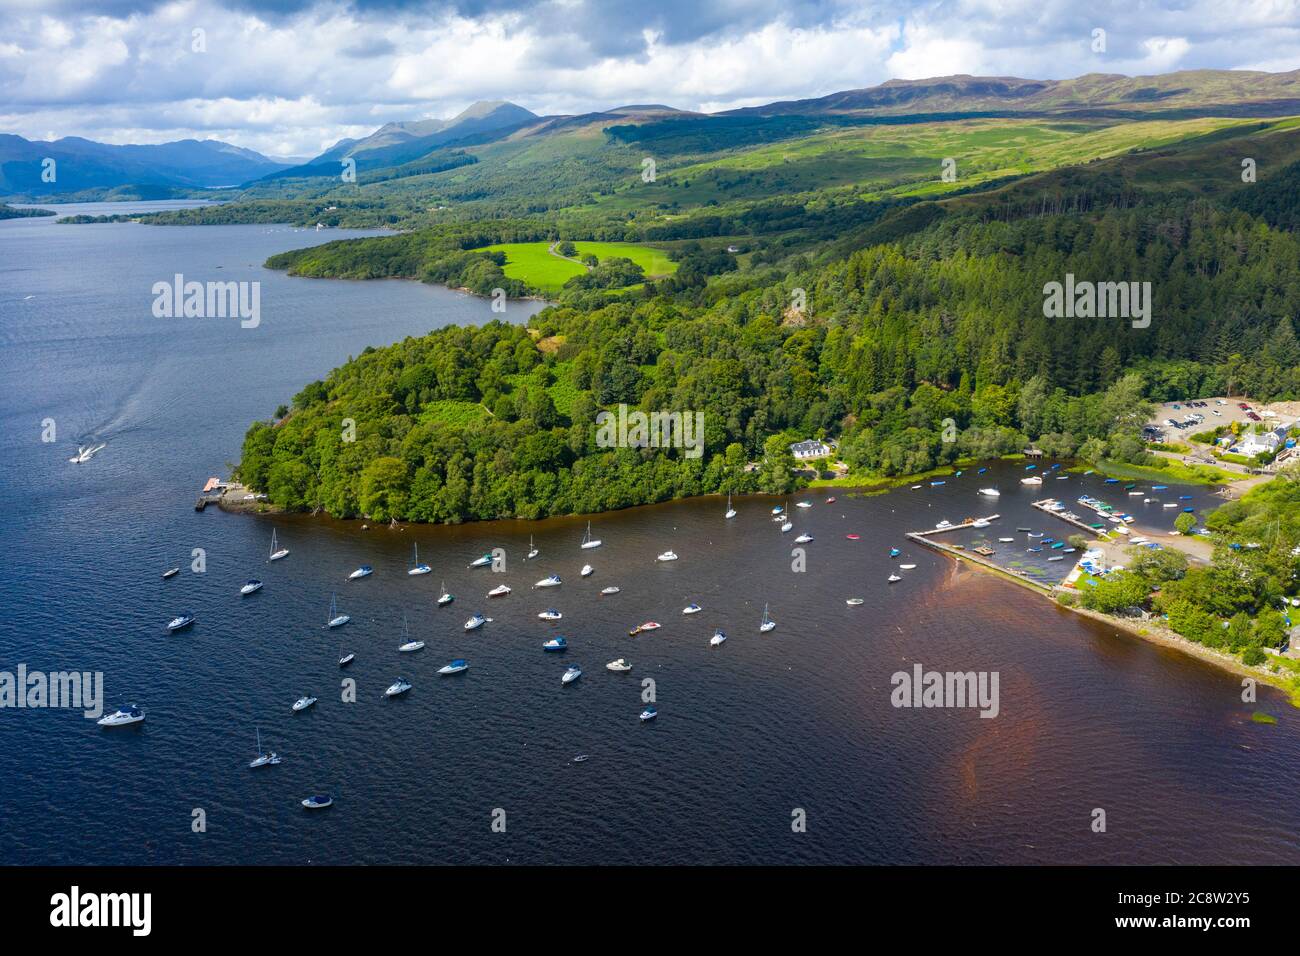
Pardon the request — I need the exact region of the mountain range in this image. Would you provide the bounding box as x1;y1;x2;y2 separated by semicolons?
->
8;68;1300;198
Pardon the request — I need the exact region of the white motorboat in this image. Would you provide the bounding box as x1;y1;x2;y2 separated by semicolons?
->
972;519;990;529
846;598;865;605
166;612;195;632
69;442;106;464
682;603;702;615
771;504;784;515
935;520;953;530
438;659;469;675
162;567;180;579
888;574;901;582
488;583;512;597
639;707;658;722
628;621;661;636
268;529;289;562
606;658;632;672
759;603;775;633
978;488;1000;497
600;586;621;595
998;537;1015;542
780;521;793;533
535;574;562;588
408;544;431;576
795;501;812;509
656;551;678;562
1021;476;1043;485
898;564;917;570
338;651;355;667
464;613;486;631
301;795;333;810
580;522;602;550
97;704;144;727
385;677;412;697
249;728;280;768
469;553;493;568
580;564;594;577
292;695;317;712
710;630;726;646
561;665;582;685
794;532;813;543
349;565;372;580
240;579;263;596
538;608;563;621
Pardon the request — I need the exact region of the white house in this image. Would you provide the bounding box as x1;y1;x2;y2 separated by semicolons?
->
790;439;832;461
1234;423;1291;457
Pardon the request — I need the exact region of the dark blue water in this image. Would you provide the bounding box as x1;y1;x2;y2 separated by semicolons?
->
2;205;1297;865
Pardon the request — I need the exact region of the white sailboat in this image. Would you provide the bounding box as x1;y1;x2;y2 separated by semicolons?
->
527;535;539;560
326;593;349;628
408;543;431;576
759;603;776;633
268;529;289;562
725;493;736;520
580;522;602;550
397;615;424;652
249;728;281;768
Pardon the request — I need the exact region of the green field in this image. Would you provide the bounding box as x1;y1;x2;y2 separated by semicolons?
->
478;240;678;293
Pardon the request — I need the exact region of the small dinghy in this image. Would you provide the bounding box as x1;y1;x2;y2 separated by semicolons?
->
682;603;702;615
338;652;355;667
898;564;916;570
606;658;632;672
241;579;263;596
438;659;469;675
561;665;582;685
998;537;1014;543
301;795;333;810
629;621;661;636
846;533;860;540
600;585;621;595
710;630;727;646
889;548;900;557
292;695;317;712
846;597;865;605
348;565;373;580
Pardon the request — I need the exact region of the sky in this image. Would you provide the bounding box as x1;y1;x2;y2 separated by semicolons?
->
2;0;1300;159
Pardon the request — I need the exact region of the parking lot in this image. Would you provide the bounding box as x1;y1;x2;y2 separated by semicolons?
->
1144;397;1300;442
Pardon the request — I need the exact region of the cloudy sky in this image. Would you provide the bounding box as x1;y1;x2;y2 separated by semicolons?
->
3;0;1300;159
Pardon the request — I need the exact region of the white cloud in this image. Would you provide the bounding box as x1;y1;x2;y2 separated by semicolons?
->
1;0;1298;157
